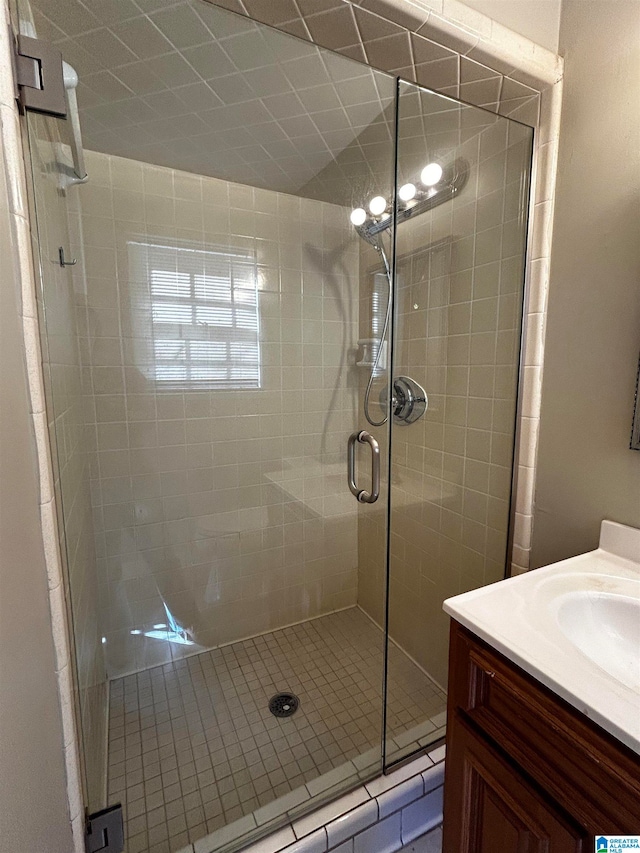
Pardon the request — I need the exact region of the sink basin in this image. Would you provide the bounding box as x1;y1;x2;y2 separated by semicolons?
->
444;521;640;753
556;590;640;690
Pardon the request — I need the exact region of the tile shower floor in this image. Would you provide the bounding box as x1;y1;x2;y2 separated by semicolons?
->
108;607;446;853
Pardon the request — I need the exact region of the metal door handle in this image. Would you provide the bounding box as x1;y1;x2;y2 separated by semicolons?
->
347;430;380;503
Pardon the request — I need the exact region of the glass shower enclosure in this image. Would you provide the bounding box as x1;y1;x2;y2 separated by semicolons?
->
19;0;533;850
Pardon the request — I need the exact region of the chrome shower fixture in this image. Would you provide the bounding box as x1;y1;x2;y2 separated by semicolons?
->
350;158;469;242
353;157;468;428
354;221;386;252
390;376;428;425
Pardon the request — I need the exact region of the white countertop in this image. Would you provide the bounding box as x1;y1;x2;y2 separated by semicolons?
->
444;520;640;755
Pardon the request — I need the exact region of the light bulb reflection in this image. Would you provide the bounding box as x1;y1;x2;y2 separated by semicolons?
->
368;195;387;216
399;183;417;202
350;207;367;226
420;162;443;186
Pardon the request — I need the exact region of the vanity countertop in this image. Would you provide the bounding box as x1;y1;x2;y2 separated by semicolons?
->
443;520;640;755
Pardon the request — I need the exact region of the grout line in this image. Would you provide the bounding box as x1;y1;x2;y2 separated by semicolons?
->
108;607;446;851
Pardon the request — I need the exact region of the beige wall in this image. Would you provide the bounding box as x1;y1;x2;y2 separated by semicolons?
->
76;150;360;677
460;0;561;52
0;124;73;853
531;0;640;568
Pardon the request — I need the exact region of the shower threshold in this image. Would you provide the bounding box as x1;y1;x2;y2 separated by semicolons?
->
107;607;446;853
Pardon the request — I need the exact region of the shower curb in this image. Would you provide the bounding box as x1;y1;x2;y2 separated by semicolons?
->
179;745;445;853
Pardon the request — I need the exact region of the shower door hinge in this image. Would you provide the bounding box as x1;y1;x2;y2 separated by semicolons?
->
84;804;124;853
13;34;67;118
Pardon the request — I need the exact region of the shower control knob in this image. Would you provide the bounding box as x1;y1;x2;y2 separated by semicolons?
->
391;376;428;425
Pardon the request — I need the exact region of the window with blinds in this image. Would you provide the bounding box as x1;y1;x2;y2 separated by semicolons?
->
128;240;260;390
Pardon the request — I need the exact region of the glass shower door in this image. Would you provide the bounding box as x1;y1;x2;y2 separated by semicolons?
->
21;0;399;848
383;80;533;766
21;0;537;842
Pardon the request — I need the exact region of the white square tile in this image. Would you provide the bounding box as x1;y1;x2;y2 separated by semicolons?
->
401;787;444;844
243;825;296;852
293;788;369;839
326;799;378;849
377;775;424;819
254;787;311;826
353;812;402;853
282;828;327;853
422;762;445;794
306;762;358;798
365;755;434;798
328;840;353;853
193;814;257;853
427;745;446;765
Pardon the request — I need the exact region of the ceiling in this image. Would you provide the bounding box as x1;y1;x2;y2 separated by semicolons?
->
25;0;397;203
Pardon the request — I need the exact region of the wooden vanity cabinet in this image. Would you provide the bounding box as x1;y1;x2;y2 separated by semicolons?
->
442;620;640;853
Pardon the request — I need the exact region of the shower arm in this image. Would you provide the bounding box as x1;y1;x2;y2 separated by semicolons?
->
63;62;88;185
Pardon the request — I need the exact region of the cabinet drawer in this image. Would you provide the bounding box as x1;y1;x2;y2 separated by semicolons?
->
448;622;640;833
443;712;588;853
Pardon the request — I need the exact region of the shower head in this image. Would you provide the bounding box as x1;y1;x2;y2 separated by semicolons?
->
355;222;390;252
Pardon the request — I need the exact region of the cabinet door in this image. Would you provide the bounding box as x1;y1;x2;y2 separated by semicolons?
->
443;716;589;853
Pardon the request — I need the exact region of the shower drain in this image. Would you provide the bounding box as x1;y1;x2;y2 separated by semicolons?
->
268;692;300;718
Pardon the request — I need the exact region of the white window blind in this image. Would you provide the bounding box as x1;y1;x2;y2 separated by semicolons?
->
129;240;260;390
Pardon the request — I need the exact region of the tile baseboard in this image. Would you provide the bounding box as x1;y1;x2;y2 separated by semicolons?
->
189;746;446;853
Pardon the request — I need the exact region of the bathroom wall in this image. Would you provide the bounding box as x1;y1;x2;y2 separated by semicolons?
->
76;150;360;676
0;70;74;853
531;0;640;568
460;0;561;52
0;0;566;849
358;103;532;687
27;114;107;811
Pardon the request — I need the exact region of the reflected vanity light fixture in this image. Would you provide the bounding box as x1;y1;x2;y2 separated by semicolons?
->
420;162;443;186
368;195;387;216
398;182;417;202
350;158;469;242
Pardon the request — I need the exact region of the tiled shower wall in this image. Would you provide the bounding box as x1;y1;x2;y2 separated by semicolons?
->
74;149;361;677
358;108;531;687
27;115;107;811
207;0;564;577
